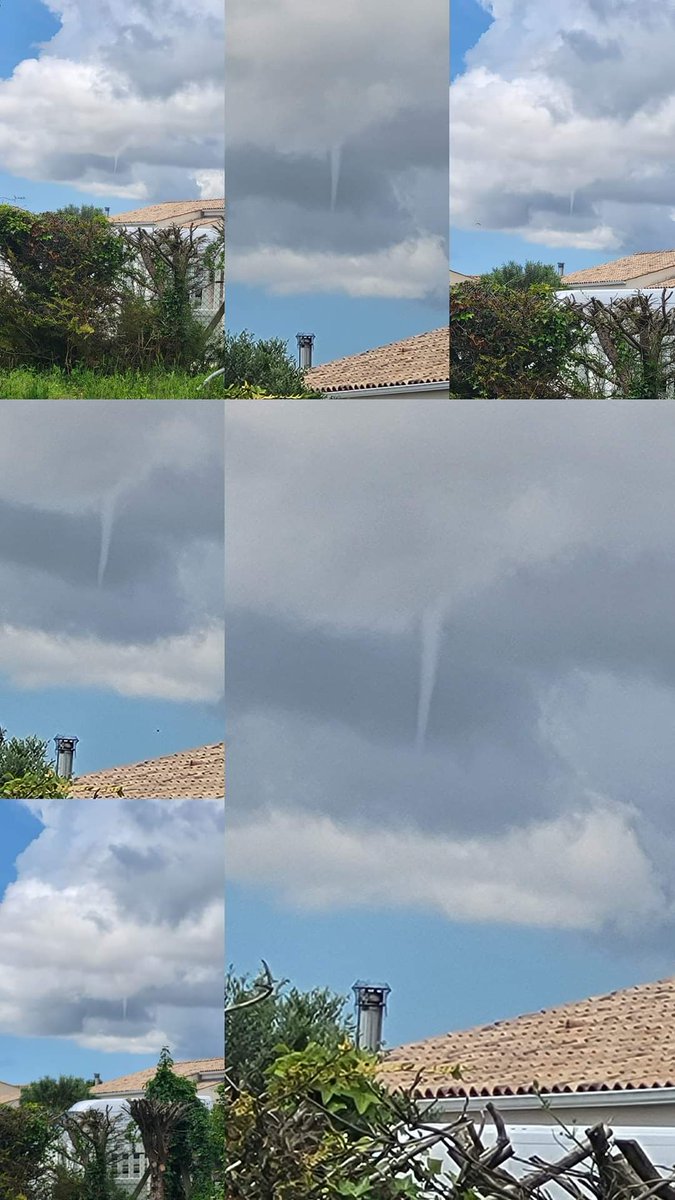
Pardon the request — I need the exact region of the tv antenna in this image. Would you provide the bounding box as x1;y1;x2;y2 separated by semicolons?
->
0;195;26;202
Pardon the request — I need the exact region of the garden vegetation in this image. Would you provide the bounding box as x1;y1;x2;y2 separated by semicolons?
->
451;263;675;399
1;1050;224;1200
0;205;320;398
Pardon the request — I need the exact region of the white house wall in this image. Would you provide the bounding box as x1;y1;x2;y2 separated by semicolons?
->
67;1092;216;1196
429;1092;675;1128
113;222;224;322
555;287;675;398
415;1118;675;1200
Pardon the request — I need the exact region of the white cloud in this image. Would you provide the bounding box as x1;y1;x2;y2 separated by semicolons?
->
228;800;664;933
0;800;224;1054
0;622;223;702
0;2;223;199
522;224;620;250
452;2;675;251
194;170;225;198
228;235;449;299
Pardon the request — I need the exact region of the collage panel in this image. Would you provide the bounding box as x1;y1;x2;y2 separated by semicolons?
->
451;1;675;400
224;0;450;398
0;4;224;400
0;400;224;801
225;399;675;1195
0;796;225;1196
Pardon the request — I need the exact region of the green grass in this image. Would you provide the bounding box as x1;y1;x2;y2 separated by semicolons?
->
0;367;225;399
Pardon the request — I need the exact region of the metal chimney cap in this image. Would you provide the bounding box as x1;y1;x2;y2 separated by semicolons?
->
353;981;391;1004
296;332;315;370
54;735;79;750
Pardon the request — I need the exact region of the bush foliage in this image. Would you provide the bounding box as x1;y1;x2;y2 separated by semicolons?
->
0;729;69;798
0;204;222;379
0;205;322;396
451;279;587;398
452;262;675;399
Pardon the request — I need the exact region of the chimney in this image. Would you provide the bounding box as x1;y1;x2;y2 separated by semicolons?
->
104;207;110;217
54;736;78;779
93;1073;102;1086
296;332;315;370
557;262;565;276
353;981;391;1052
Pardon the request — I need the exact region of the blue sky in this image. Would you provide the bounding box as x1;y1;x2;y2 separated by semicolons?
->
227;883;665;1048
226;287;447;368
0;402;223;779
450;0;664;279
0;690;222;780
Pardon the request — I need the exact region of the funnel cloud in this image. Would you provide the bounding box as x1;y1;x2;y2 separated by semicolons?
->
226;400;675;953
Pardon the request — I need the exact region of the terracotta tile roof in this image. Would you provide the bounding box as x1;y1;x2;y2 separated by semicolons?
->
109;199;224;227
0;1080;22;1105
68;742;224;799
562;252;675;285
304;327;450;392
91;1057;225;1097
380;977;675;1098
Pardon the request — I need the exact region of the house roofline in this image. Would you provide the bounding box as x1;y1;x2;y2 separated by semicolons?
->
425;1086;675;1114
318;380;450;398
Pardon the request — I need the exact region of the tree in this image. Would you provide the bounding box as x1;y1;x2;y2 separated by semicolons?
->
451;278;587;397
225;1040;449;1200
0;1102;53;1199
55;205;108;221
57;1106;131;1200
0;729;69;798
20;1076;93;1118
127;1098;192;1200
225;967;353;1093
480;259;563;290
219;331;322;396
121;222;224;371
209;1086;225;1197
566;289;675;398
142;1048;220;1199
0;204;129;371
224;968;456;1199
0;769;69;798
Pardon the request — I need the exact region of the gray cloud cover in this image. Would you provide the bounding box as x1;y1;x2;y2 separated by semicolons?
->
0;400;223;702
226;401;675;942
226;0;448;300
